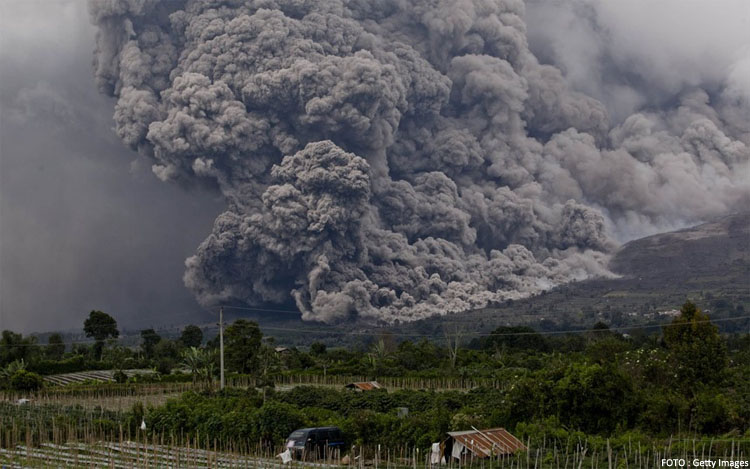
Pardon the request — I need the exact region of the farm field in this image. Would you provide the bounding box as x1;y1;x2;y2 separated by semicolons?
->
3;383;194;411
0;426;746;468
43;369;156;386
24;390;183;412
3;374;499;412
0;302;747;468
3;0;750;465
1;379;748;468
0;441;340;468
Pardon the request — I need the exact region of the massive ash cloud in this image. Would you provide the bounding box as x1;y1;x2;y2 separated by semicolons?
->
88;0;750;323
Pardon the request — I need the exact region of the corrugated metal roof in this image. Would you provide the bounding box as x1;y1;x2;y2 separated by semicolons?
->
345;381;383;391
447;428;526;457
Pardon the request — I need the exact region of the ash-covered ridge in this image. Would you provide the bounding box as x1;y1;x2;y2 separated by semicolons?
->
88;0;749;323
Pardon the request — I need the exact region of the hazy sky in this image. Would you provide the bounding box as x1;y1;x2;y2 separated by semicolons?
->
525;0;750;122
0;0;223;333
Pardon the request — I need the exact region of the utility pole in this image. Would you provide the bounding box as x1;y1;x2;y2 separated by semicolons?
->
219;306;225;390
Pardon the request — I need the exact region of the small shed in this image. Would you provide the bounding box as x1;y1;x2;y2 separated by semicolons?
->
446;428;526;460
344;381;383;391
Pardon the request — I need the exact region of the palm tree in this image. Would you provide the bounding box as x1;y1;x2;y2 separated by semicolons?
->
0;359;27;380
199;348;218;389
182;347;218;389
367;339;388;376
181;347;203;385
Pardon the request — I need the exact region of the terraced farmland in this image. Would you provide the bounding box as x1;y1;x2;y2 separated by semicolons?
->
43;369;156;386
3;382;191;411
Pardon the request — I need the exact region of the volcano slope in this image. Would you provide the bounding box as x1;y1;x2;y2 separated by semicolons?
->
365;213;750;344
223;213;749;345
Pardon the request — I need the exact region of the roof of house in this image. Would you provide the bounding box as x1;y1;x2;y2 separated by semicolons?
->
344;381;383;391
447;428;526;457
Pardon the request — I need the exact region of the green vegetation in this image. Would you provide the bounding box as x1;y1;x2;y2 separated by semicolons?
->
83;310;119;359
181;346;217;388
139;328;161;359
179;324;203;348
0;301;747;466
663;301;728;389
222;319;263;374
44;333;65;360
150;301;744;447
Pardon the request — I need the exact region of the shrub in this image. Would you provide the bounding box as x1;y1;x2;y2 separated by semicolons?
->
255;401;305;443
156;358;176;375
638;390;689;435
552;363;636;434
10;370;44;392
29;356;89;375
693;392;734;434
113;370;128;383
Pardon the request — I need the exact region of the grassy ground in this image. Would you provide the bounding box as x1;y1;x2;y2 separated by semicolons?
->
0;382;748;468
1;437;747;468
0;441;340;468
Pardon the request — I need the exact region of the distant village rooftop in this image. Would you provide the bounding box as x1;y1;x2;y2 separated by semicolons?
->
345;381;383;391
447;428;526;459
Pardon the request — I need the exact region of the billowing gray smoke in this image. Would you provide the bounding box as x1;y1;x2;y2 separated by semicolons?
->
88;0;749;323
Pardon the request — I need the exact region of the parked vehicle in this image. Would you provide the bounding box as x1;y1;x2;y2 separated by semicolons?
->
285;427;345;460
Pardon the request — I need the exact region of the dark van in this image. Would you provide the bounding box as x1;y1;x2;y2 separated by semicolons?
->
285;427;345;460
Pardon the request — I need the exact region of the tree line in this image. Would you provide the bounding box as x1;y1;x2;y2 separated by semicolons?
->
1;302;748;440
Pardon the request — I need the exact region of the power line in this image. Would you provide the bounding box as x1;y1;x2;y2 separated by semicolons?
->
2;315;748;346
196;314;750;338
211;303;750;326
209;304;302;315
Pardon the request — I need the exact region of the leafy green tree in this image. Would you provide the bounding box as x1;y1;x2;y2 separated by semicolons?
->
45;333;66;360
140;329;161;359
255;401;305;443
727;334;750;366
591;321;611;332
224;320;262;374
282;348;315;370
0;331;24;366
10;369;43;392
179;325;203;348
553;362;636;434
181;347;217;388
83;310;119;360
181;347;203;385
502;374;552;426
663;301;727;389
71;343;93;360
585;336;630;364
153;339;180;375
368;338;388;372
1;331;40;366
586;321;620;344
257;344;281;388
310;342;327;356
638;389;689;434
0;359;27;381
199;348;218;387
156;358;176;375
154;339;179;359
102;345;131;375
481;326;549;353
692;391;734;434
394;339;442;371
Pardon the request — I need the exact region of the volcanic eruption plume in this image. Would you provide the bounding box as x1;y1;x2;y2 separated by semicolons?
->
88;0;750;323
